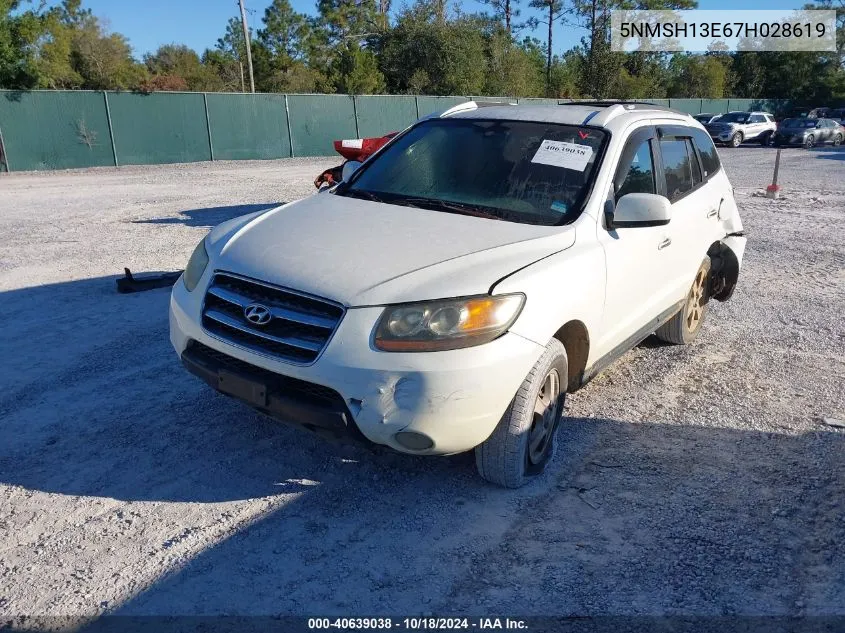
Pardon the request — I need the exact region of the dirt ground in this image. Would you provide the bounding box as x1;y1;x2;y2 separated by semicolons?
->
0;147;843;624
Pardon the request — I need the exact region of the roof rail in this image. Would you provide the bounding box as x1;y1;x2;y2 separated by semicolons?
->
436;99;517;118
573;101;690;126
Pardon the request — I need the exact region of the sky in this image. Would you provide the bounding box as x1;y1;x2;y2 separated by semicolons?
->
40;0;809;59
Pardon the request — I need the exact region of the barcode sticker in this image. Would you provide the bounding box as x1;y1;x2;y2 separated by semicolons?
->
531;140;593;171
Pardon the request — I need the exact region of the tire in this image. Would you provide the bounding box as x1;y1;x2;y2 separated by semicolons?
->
475;339;567;488
760;131;773;146
805;135;815;149
655;258;712;345
730;132;743;148
834;134;843;147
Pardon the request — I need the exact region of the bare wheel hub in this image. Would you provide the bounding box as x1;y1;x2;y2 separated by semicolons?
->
528;369;561;464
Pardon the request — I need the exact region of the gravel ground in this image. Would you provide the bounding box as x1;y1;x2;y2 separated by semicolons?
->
0;147;843;624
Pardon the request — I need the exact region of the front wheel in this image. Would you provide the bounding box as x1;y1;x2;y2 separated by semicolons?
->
834;134;843;147
475;339;567;488
805;135;815;149
730;132;743;147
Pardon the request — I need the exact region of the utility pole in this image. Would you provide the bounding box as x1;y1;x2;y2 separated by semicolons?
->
238;0;255;93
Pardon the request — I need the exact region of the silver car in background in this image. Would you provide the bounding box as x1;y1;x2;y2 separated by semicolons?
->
773;118;844;148
706;111;777;147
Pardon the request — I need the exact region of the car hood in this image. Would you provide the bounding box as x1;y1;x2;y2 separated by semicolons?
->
206;192;575;306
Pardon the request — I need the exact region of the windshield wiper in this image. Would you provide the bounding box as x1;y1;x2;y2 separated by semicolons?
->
391;197;503;220
343;189;386;203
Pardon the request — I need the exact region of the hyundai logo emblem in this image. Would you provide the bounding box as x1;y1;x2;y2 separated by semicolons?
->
244;303;272;325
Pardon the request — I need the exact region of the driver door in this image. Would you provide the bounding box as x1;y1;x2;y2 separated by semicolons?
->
596;125;676;357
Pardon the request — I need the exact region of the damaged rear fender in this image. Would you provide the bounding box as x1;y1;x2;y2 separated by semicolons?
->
708;233;746;301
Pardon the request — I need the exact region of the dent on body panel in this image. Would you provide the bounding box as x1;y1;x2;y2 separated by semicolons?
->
349;372;472;430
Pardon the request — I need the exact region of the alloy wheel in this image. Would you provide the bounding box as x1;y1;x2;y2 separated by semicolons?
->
527;369;561;465
686;268;707;333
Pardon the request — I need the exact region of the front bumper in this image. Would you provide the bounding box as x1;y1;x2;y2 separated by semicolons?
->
709;129;736;142
170;277;546;455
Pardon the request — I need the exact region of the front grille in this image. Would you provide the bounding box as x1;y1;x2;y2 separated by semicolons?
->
202;272;344;365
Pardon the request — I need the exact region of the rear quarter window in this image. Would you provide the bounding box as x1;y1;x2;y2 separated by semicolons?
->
690;128;721;180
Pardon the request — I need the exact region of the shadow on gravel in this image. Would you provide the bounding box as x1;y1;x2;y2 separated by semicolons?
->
105;418;845;617
810;147;845;161
132;203;281;228
2;276;844;619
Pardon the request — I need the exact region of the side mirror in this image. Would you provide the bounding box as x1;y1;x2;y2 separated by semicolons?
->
610;193;671;229
341;160;362;182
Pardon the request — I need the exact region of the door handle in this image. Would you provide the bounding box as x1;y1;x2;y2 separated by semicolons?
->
658;237;672;250
706;208;718;218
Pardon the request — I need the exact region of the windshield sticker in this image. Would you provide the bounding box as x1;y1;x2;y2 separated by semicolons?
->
550;200;569;214
578;131;591;140
531;140;593;171
341;139;364;149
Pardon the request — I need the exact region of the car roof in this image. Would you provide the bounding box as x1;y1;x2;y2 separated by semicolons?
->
438;101;692;129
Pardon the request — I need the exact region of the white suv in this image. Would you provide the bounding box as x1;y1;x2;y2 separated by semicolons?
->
170;101;746;488
705;111;777;147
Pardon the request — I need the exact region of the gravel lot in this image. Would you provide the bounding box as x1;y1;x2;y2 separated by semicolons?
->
1;147;843;624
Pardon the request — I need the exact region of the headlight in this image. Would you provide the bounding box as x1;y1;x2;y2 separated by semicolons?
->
182;238;209;292
374;294;525;352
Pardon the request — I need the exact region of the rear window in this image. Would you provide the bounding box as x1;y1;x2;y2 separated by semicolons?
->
341;118;608;226
690;129;721;180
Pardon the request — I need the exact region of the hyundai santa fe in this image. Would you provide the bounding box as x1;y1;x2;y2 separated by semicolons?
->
170;101;747;488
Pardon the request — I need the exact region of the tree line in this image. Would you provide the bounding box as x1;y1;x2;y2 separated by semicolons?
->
1;0;843;102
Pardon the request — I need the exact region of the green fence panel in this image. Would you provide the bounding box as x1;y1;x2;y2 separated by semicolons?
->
107;92;210;165
668;99;704;114
646;99;671;107
206;93;290;160
518;98;560;106
286;94;356;157
700;99;731;115
415;96;469;117
468;95;516;103
354;95;418;137
750;99;791;116
0;90;114;171
726;98;754;112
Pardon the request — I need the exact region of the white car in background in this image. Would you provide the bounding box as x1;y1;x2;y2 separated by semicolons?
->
170;101;746;487
705;111;778;147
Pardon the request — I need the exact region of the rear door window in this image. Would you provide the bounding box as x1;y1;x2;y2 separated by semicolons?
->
690;129;721;180
659;138;699;202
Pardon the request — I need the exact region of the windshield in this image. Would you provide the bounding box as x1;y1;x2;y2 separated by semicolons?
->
339;118;607;226
719;112;750;123
783;118;817;128
694;114;713;123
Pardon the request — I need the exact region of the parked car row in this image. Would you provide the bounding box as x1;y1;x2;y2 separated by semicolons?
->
693;109;844;149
